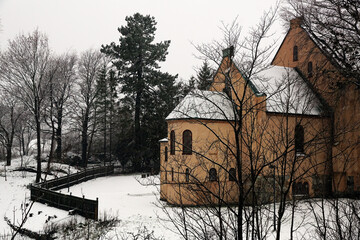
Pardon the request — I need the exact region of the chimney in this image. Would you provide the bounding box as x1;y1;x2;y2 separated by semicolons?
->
222;46;234;58
290;17;303;29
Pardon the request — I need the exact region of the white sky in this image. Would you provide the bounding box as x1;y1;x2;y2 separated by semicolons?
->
0;0;283;80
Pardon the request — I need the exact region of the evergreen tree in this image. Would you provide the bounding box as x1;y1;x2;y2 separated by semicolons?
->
196;60;213;90
95;64;108;163
101;13;175;171
178;76;196;99
95;65;118;165
141;72;180;171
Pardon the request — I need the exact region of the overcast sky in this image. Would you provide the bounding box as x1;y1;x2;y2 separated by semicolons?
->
0;0;283;80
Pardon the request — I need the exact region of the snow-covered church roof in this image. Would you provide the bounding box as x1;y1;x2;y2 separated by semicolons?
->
166;90;235;121
252;66;323;115
166;66;324;122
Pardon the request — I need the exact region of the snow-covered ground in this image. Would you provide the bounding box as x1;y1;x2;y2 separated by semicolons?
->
0;156;179;239
57;175;179;239
1;156;358;239
0;156;79;239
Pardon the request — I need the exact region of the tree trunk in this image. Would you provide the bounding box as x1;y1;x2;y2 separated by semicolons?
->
6;144;11;166
134;90;142;170
88;109;97;165
81;115;89;167
55;109;63;160
35;112;42;183
103;98;107;166
21;131;26;156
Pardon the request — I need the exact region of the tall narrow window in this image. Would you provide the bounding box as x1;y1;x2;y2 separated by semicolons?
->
308;61;313;77
303;182;309;195
295;124;304;153
165;170;167;182
229;168;237;181
170;131;175;155
164;147;168;162
182;130;192;155
209;168;217;182
347;176;354;192
171;168;174;181
293;46;298;61
223;72;231;97
185;168;190;182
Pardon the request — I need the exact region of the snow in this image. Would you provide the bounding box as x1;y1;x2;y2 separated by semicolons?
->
1;157;358;239
166;66;323;123
56;175;179;239
0;156;79;238
166;90;235;121
252;66;323;115
0;157;179;239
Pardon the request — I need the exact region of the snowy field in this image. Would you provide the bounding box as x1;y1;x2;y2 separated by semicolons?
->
0;156;80;239
0;156;179;239
1;156;358;239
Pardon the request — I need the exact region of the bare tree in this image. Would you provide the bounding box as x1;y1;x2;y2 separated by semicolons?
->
282;0;360;84
158;4;347;239
0;92;24;165
43;53;77;163
0;30;51;182
73;49;104;167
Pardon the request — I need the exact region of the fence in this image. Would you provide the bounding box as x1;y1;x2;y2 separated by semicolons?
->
30;165;114;220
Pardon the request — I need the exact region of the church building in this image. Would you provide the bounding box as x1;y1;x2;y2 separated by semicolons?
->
159;18;360;206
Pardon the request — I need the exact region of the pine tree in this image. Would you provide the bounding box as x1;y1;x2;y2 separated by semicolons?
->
141;72;180;171
95;64;108;164
101;13;175;171
196;60;213;90
95;65;118;165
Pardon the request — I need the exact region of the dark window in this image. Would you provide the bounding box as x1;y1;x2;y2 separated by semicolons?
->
223;72;231;97
165;170;167;182
209;168;217;181
185;168;190;182
347;176;354;191
229;168;237;181
304;182;309;195
308;62;313;77
292;181;309;196
170;131;175;155
171;168;174;181
295;124;304;153
293;46;298;61
164;147;168;162
183;130;192;155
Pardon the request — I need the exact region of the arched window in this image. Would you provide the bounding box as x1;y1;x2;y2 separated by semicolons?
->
295;124;304;153
170;131;175;155
308;62;313;77
229;168;237;181
293;45;298;61
303;182;309;195
182;130;192;155
185;168;190;182
164;147;168;162
209;168;217;182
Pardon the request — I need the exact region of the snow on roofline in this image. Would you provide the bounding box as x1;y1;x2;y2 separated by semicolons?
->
159;138;168;142
166;66;323;121
166;90;235;121
251;66;323;116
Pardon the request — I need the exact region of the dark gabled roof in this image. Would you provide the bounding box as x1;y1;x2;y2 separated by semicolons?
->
212;56;265;97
